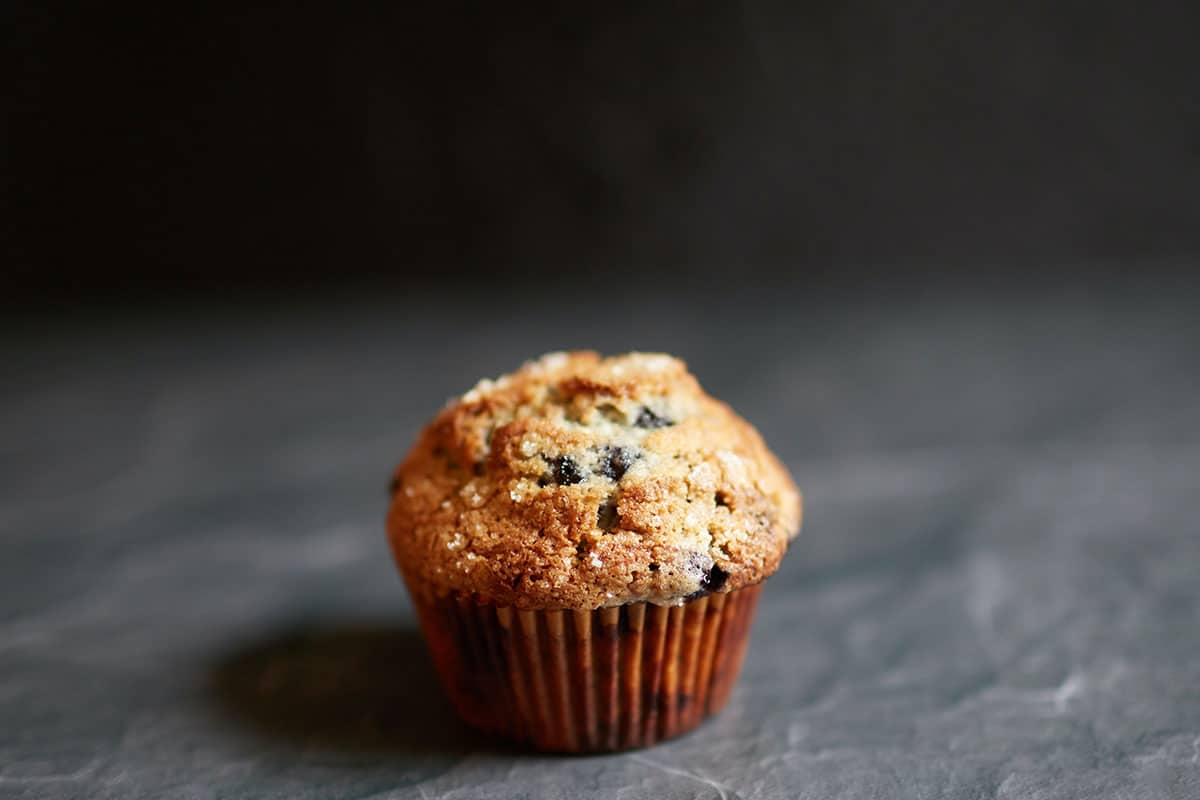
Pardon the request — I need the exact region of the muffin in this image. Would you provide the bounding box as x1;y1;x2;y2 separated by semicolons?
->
387;351;802;751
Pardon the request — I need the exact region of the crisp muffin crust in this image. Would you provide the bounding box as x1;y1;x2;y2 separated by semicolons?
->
387;351;801;610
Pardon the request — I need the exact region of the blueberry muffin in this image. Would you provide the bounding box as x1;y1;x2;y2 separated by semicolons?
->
387;351;801;751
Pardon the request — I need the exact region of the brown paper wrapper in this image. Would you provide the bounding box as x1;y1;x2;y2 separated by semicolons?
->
410;583;764;752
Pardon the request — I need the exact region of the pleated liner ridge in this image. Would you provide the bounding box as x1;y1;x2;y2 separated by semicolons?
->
412;583;764;752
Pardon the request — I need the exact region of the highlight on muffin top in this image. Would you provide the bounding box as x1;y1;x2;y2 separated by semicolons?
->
387;351;802;610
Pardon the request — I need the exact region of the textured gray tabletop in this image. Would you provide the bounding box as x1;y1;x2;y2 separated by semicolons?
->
3;279;1199;799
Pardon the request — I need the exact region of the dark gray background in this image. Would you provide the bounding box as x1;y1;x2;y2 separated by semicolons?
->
6;3;1200;300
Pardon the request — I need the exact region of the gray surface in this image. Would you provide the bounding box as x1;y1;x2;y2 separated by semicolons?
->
3;280;1199;799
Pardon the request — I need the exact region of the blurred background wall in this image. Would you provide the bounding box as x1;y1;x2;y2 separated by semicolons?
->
5;2;1199;309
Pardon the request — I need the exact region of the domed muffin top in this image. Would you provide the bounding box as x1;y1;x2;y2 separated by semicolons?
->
387;351;801;610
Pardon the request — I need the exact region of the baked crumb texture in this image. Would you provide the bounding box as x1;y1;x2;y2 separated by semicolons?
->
387;351;802;610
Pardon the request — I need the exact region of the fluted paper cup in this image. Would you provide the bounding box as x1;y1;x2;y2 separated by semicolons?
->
408;583;764;752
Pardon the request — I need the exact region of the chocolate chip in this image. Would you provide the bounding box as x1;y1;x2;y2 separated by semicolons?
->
648;563;660;572
472;461;486;476
552;455;587;485
598;445;638;481
700;564;730;593
635;407;673;429
597;498;619;530
715;491;731;508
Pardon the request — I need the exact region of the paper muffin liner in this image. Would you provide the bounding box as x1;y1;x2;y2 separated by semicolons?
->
409;583;764;752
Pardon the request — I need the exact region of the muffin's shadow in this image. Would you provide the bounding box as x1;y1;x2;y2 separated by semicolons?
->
209;623;499;757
